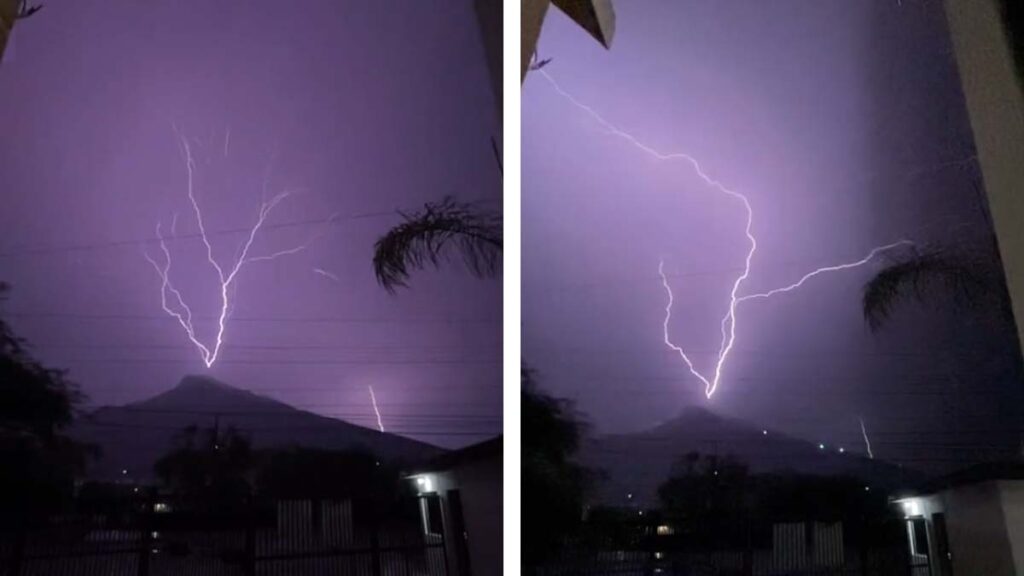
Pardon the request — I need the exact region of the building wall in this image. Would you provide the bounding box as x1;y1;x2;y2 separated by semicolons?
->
424;454;502;576
521;0;551;80
913;481;1018;576
997;480;1024;574
473;0;502;117
945;0;1024;350
451;457;502;576
0;0;17;60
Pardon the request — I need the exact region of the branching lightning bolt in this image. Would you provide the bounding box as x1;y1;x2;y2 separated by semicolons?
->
144;131;313;368
859;417;875;459
369;385;385;433
538;70;913;398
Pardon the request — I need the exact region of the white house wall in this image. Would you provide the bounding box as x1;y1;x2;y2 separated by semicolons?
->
945;0;1024;350
938;481;1016;575
997;480;1024;575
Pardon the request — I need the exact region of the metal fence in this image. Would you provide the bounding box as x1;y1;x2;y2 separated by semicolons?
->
0;497;447;576
535;519;915;576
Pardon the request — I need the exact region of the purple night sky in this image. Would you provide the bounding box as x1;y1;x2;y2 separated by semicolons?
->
523;1;1022;471
0;1;501;449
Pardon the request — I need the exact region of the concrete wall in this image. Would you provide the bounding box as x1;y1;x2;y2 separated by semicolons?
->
911;481;1019;576
945;0;1024;349
943;482;1016;575
451;457;503;576
0;0;17;61
997;480;1024;574
521;0;551;80
473;0;502;118
423;454;502;576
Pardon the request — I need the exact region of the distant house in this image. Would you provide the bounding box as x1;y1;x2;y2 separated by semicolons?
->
407;436;502;576
893;462;1024;576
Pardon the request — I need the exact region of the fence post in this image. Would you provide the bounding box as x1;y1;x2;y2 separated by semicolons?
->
245;504;256;576
137;493;152;576
370;519;382;576
10;527;26;576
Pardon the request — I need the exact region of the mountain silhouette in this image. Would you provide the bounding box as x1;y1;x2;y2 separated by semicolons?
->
71;375;443;483
580;405;916;508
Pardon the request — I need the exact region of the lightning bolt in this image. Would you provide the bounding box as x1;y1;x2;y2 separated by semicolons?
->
144;130;313;368
369;385;385;433
313;267;342;284
859;417;875;459
539;70;912;398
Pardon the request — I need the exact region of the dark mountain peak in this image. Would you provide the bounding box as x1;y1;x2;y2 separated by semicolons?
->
646;404;732;435
129;374;295;414
175;374;233;391
72;374;445;483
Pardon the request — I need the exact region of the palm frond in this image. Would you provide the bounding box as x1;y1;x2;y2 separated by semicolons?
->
862;245;1003;332
373;196;502;292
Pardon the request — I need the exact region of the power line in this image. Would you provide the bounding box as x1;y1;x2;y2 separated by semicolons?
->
0;197;502;259
5;311;500;325
54;356;501;365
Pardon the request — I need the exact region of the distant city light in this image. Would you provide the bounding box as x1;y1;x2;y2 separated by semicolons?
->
762;430;768;435
818;443;825;450
838;447;845;453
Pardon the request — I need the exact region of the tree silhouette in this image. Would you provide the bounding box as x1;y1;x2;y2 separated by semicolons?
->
0;282;93;525
154;425;255;512
373;196;501;292
522;366;592;570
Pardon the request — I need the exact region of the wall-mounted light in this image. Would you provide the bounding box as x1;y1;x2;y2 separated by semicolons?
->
412;474;435;494
900;498;921;518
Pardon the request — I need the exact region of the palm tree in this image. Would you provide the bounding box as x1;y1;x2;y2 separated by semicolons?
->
372;196;502;292
861;240;1016;333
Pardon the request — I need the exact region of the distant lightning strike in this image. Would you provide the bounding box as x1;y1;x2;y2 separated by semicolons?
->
313;267;342;284
539;70;912;398
144;131;310;368
859;417;875;459
369;386;385;433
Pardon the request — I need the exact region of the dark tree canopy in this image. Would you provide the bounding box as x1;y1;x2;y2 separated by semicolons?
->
658;452;895;531
154;425;255;511
0;282;82;440
522;366;592;569
0;282;92;524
